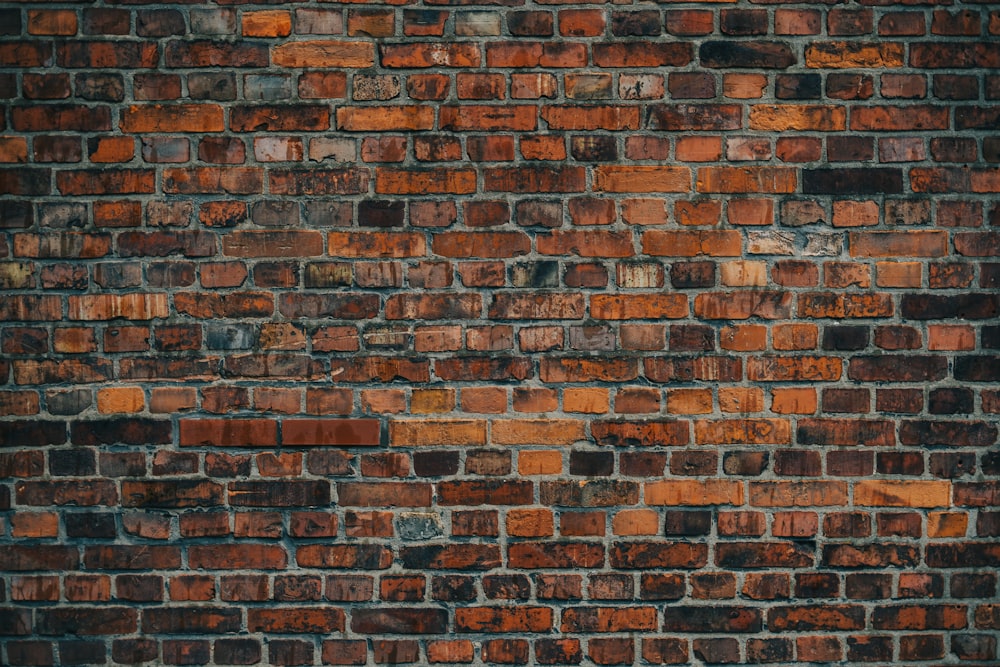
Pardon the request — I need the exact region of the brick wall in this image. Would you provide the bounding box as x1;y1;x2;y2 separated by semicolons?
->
2;0;1000;664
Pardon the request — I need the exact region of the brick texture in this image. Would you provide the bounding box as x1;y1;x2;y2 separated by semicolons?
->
2;0;1000;664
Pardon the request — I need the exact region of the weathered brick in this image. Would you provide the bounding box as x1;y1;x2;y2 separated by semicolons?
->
1;1;996;658
353;608;448;634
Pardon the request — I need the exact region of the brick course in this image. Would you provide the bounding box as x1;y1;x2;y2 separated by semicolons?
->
1;0;1000;664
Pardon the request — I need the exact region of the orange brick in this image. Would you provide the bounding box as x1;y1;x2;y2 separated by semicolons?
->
612;509;660;536
28;9;78;35
797;637;842;663
645;480;744;506
273;40;374;68
875;261;922;288
53;327;97;354
676;136;723;162
666;388;713;415
563;387;610;414
559;9;605;36
850;231;948;258
854;480;951;508
772;511;818;538
427;640;474;664
805;41;904;68
675;200;722;226
749;105;846;132
615;387;661;414
723;73;768;99
121;104;225;133
362;389;406;414
773;323;818;350
89;137;135;163
697;166;798;194
720;325;767;351
720;260;768;286
150;387;197;413
389;419;487;446
728;199;774;226
719;387;764;413
461;387;507;414
254;388;301;414
348;9;395;37
507;508;554;537
12;512;59;537
771;388;818;415
594;166;690;193
97;386;145;414
621;199;668;226
513;388;558;413
11;576;60;601
927;324;975;351
927;511;968;538
492;419;587;446
520;135;566;161
749;481;848;507
339;106;435;132
832;200;879;227
518;450;562;476
0;136;29;163
411;388;455;414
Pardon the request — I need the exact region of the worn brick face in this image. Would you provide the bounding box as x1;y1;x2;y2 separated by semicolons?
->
1;0;999;663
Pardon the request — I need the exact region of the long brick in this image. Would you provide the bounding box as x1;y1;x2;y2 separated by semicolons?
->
179;419;278;447
352;608;448;634
609;542;708;569
39;608;139;636
561;607;657;632
336;482;433;507
296;545;392;569
376;168;476;195
228;481;330;507
854;480;951;508
400;545;501;570
441;105;537;131
805;42;904;68
749;104;846;131
594;166;690;193
662;606;762;633
84;546;181;570
282;419;381;446
269;169;369;195
142;608;242;634
749;481;848;507
389;419;486;446
492;419;587;445
507;542;605;569
768;605;866;631
0;547;79;572
272;40;374;68
188;545;287;570
121;480;224;508
337;106;433;132
120;104;224;133
455;607;552;632
716;542;815;568
248;609;345;633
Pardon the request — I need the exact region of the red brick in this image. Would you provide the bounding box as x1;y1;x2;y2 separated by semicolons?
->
121;104;223;133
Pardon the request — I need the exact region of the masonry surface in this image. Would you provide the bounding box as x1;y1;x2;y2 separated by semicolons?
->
1;0;999;665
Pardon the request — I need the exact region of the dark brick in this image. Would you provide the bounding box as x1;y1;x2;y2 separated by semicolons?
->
802;168;903;194
700;41;795;69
